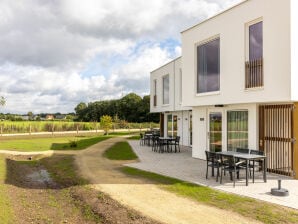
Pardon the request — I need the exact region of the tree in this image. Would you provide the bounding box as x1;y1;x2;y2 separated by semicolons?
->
75;102;87;121
119;93;142;122
27;111;33;120
100;115;113;135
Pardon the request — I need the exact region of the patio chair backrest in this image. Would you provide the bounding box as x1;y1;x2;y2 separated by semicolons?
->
175;136;180;143
236;148;249;154
205;150;217;162
250;149;264;155
220;154;235;167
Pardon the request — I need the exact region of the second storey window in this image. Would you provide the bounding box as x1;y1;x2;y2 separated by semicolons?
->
245;21;263;88
163;75;169;105
249;21;263;61
197;38;220;94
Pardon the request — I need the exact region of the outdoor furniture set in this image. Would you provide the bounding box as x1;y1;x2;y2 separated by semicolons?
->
205;148;267;187
140;131;181;153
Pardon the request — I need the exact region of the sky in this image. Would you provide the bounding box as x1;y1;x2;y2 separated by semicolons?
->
0;0;242;114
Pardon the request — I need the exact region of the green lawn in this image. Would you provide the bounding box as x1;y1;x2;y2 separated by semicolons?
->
0;135;111;152
126;135;141;140
103;141;138;160
121;167;298;224
0;155;14;223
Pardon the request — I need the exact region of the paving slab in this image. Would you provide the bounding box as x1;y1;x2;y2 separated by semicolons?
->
127;140;298;210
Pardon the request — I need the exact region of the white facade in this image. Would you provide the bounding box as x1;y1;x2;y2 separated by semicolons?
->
150;57;192;146
179;0;298;160
150;0;298;166
182;0;298;107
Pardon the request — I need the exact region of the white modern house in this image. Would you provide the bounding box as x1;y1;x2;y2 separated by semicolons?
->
150;57;192;146
150;0;298;179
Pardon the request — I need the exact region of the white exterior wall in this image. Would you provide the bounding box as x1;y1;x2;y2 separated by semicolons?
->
182;0;292;108
291;0;298;101
150;57;192;146
192;104;258;160
150;57;191;112
150;60;175;113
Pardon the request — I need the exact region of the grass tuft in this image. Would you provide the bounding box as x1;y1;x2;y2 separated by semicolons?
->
103;142;138;160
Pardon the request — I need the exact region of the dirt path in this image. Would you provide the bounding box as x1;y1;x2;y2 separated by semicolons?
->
73;137;260;224
1;138;260;224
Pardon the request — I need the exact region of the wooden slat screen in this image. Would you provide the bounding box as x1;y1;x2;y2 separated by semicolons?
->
259;104;294;176
245;58;263;89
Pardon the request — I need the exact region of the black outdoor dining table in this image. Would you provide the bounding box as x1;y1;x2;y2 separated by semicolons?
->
216;151;267;186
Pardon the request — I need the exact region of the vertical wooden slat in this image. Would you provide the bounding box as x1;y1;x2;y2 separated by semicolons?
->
245;58;263;89
261;104;294;176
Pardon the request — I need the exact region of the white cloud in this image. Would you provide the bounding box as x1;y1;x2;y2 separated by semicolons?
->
0;0;243;113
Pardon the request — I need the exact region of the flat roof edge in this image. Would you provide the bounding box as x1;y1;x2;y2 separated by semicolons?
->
181;0;248;34
150;56;182;73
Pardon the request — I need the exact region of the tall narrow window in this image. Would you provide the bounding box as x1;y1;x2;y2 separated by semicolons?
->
227;111;248;151
197;38;220;94
245;21;263;88
153;79;157;106
163;75;169;104
249;21;263;60
179;69;182;104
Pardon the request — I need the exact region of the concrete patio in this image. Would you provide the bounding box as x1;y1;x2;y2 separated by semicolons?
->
127;140;298;210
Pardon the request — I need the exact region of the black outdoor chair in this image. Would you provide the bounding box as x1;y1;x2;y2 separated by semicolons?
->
219;154;245;187
250;149;264;174
236;148;249;154
151;135;160;152
205;151;220;182
158;138;168;153
169;136;180;152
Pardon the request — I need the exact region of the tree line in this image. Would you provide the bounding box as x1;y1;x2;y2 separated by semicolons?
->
74;93;159;123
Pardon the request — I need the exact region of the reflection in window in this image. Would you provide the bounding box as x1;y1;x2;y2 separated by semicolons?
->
163;75;169;104
167;115;178;137
249;21;263;61
197;38;220;93
227;111;248;151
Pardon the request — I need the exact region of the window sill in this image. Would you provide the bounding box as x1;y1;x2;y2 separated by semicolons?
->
244;87;264;92
162;104;170;107
196;91;220;97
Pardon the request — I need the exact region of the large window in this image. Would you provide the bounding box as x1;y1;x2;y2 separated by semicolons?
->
249;21;263;60
227;111;248;151
197;38;220;94
163;75;169;104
